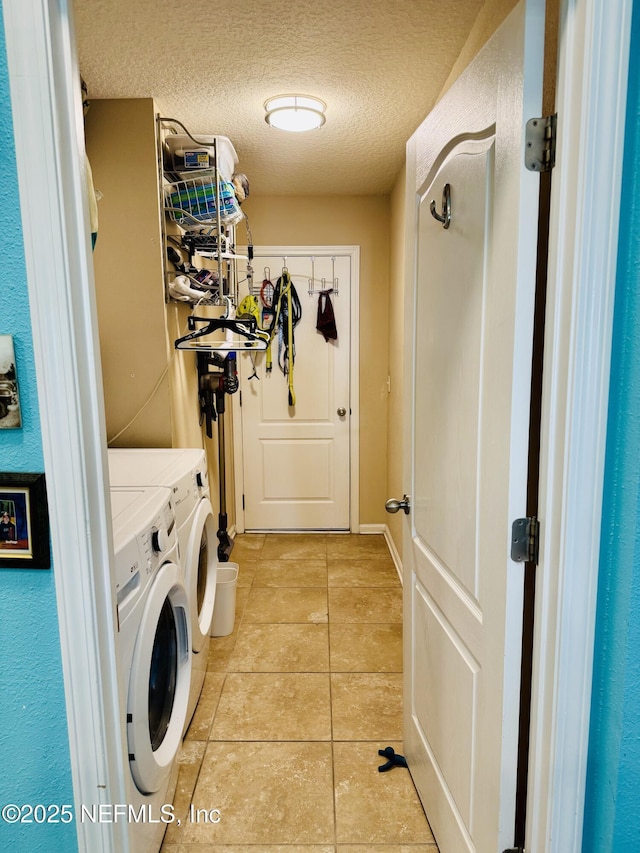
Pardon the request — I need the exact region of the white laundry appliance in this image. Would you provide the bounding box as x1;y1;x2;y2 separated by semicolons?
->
111;486;191;853
108;448;217;734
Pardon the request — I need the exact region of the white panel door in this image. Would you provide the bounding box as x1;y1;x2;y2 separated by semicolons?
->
239;250;352;530
403;2;544;851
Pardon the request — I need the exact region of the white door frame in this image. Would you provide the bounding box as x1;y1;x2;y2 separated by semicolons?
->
2;0;631;851
526;0;632;850
3;1;129;852
232;245;360;534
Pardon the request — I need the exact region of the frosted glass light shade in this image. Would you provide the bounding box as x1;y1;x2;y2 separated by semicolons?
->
264;95;326;132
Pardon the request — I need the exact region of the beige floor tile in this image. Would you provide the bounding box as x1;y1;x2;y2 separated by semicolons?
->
326;534;391;559
176;846;335;852
253;559;328;587
330;623;403;672
228;623;329;672
207;633;237;672
230;533;265;559
337;846;438;852
328;557;400;587
163;742;207;845
234;559;258;587
177;739;207;766
183;742;335;844
243;587;328;623
329;587;402;623
184;673;226;741
261;533;328;560
334;742;435;844
331;673;403;740
170;532;439;851
210;673;331;741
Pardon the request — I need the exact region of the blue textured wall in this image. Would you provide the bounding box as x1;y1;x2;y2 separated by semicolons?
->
0;11;77;853
583;3;640;849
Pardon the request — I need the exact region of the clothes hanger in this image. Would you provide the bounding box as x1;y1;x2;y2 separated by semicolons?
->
174;306;269;352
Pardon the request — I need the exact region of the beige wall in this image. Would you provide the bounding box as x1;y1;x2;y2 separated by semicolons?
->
86;100;209;462
86;98;172;447
242;195;391;525
438;0;519;101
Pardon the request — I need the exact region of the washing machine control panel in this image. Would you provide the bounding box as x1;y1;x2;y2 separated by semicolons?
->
112;489;177;618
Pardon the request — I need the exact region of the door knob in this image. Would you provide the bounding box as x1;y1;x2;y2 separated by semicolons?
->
385;495;411;515
337;407;347;417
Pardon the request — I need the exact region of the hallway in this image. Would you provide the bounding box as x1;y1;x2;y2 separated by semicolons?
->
161;533;437;851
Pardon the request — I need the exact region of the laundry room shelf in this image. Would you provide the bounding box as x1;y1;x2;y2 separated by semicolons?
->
158;116;250;308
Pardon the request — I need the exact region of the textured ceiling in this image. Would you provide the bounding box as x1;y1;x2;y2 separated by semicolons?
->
73;0;485;195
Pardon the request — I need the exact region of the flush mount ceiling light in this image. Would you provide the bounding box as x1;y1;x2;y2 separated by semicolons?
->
264;95;326;132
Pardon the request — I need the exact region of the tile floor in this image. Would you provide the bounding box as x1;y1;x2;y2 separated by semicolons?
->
161;533;438;853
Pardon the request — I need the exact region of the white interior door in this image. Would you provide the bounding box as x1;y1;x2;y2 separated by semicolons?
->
238;249;352;531
403;2;544;851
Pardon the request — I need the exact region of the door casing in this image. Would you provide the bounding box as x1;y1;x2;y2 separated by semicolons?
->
2;0;632;850
232;244;360;534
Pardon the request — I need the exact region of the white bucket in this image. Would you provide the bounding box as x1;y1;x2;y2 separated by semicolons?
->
210;563;238;637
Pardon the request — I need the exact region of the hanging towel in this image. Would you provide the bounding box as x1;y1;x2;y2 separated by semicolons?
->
317;290;337;341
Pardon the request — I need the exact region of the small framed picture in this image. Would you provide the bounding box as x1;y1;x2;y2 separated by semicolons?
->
0;335;22;429
0;473;50;569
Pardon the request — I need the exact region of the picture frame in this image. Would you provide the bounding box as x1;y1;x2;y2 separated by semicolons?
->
0;335;22;429
0;472;50;569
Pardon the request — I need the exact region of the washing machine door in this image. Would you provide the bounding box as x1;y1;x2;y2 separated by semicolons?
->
127;560;191;794
184;497;217;652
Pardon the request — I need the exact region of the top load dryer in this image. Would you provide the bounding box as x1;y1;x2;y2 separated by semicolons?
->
108;448;217;734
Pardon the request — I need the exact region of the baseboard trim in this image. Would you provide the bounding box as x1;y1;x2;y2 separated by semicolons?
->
358;523;386;534
359;524;403;586
382;524;403;587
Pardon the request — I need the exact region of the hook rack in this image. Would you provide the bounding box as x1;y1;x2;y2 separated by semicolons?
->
248;254;341;296
308;256;339;296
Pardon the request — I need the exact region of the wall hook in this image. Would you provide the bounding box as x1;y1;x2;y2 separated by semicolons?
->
430;183;451;229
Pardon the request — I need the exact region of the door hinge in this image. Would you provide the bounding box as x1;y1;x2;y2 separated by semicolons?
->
242;494;245;510
525;113;557;172
511;517;540;564
239;390;242;407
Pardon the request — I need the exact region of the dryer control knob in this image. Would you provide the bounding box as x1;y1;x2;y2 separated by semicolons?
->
151;528;168;554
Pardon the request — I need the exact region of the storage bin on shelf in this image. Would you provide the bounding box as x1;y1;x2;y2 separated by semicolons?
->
164;134;238;182
164;176;243;226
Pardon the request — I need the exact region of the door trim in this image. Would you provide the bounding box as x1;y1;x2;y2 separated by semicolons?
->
3;1;129;851
526;0;633;850
232;245;360;533
3;0;632;850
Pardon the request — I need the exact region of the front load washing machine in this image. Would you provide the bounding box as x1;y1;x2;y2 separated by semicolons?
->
111;486;191;853
108;449;217;734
